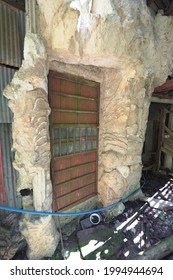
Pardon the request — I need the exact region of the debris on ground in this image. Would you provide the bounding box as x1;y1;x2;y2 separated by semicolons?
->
77;224;124;260
0;212;27;260
58;172;173;260
1;172;173;260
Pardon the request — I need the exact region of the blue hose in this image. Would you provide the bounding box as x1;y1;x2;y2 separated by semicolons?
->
0;177;146;217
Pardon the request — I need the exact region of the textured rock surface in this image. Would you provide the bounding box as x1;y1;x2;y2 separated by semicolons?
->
38;0;173;84
3;33;59;259
36;0;173;206
20;215;59;260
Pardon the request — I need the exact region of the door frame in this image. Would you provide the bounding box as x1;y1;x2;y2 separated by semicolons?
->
48;71;100;210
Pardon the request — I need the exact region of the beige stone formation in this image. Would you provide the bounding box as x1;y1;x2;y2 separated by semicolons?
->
3;33;59;259
3;0;173;258
37;0;173;207
20;215;59;260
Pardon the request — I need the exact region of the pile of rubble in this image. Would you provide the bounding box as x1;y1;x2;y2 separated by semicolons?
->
59;174;173;260
1;173;173;260
0;211;27;260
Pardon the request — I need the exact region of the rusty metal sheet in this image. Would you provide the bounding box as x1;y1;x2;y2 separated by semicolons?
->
54;173;96;197
50;94;97;112
52;151;97;171
52;111;97;124
78;112;97;124
54;161;96;184
79;99;97;111
0;1;25;67
80;85;97;98
49;71;99;210
52;111;78;124
56;183;97;210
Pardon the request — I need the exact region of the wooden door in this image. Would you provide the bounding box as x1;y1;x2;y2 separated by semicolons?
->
48;71;100;211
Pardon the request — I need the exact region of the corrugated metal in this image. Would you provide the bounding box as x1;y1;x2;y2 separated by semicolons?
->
26;0;38;33
0;123;17;207
0;1;25;208
0;65;15;123
18;8;25;60
0;142;7;205
0;1;25;67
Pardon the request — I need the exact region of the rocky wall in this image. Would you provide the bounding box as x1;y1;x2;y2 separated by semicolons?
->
36;0;173;210
3;33;59;259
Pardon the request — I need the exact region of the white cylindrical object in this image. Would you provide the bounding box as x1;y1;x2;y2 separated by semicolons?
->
89;213;101;225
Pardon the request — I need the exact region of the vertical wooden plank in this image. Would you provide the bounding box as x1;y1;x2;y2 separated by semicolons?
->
155;108;166;171
143;120;154;163
164;105;173;169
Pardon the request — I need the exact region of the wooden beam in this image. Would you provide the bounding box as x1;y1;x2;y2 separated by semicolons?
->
151;97;173;104
164;104;173;169
161;147;173;157
155;109;166;171
154;80;173;93
132;233;173;260
141;197;173;211
164;125;173;138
